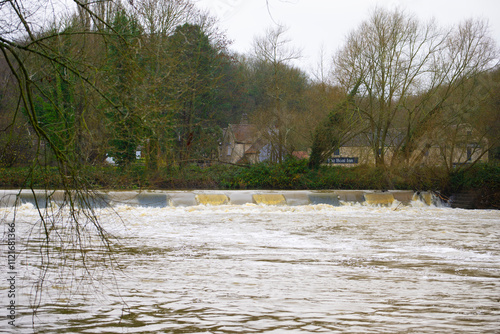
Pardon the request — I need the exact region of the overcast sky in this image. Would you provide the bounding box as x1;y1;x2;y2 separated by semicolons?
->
195;0;500;75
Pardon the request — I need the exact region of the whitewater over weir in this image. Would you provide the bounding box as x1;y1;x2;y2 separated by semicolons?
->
1;191;499;333
1;189;438;208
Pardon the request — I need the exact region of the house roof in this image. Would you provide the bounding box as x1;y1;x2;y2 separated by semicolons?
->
229;123;259;144
245;138;266;154
292;151;309;159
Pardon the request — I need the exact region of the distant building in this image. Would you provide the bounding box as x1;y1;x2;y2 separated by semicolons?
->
327;126;489;167
220;118;488;167
219;117;311;164
219;117;268;164
292;151;309;160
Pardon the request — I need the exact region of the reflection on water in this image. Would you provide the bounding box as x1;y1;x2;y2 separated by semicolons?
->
2;204;500;333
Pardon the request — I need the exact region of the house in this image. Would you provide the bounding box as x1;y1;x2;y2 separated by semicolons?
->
327;126;489;167
219;117;310;164
219;118;268;164
220;118;488;167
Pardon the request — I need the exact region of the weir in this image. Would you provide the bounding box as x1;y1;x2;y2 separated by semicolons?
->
0;189;442;208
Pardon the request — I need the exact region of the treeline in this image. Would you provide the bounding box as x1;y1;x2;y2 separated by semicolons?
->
0;0;322;171
1;0;232;169
0;1;499;189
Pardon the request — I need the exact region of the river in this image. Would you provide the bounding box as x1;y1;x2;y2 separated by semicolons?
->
2;201;500;333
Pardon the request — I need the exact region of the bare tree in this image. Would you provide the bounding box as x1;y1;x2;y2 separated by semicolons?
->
332;7;498;168
252;25;302;162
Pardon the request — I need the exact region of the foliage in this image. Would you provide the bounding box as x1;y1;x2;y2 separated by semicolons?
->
2;160;495;195
448;163;500;192
104;8;144;166
167;23;227;164
4;0;498;327
308;79;363;169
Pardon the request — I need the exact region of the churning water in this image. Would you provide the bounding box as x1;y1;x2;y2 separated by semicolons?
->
2;202;500;333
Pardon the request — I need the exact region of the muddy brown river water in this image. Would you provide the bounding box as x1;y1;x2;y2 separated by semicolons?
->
2;202;500;333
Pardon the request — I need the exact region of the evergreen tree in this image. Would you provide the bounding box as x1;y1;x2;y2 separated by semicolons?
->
168;23;225;164
105;8;144;166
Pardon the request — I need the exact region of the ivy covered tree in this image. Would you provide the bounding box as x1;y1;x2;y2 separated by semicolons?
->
308;79;363;169
33;62;78;163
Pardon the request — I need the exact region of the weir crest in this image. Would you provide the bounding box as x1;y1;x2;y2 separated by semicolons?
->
0;190;444;208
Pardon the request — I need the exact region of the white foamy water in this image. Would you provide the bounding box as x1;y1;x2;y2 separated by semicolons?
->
2;204;500;333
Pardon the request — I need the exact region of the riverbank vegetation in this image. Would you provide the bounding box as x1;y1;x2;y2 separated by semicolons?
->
1;160;499;207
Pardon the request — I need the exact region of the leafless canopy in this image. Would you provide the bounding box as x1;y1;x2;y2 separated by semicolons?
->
332;7;498;167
